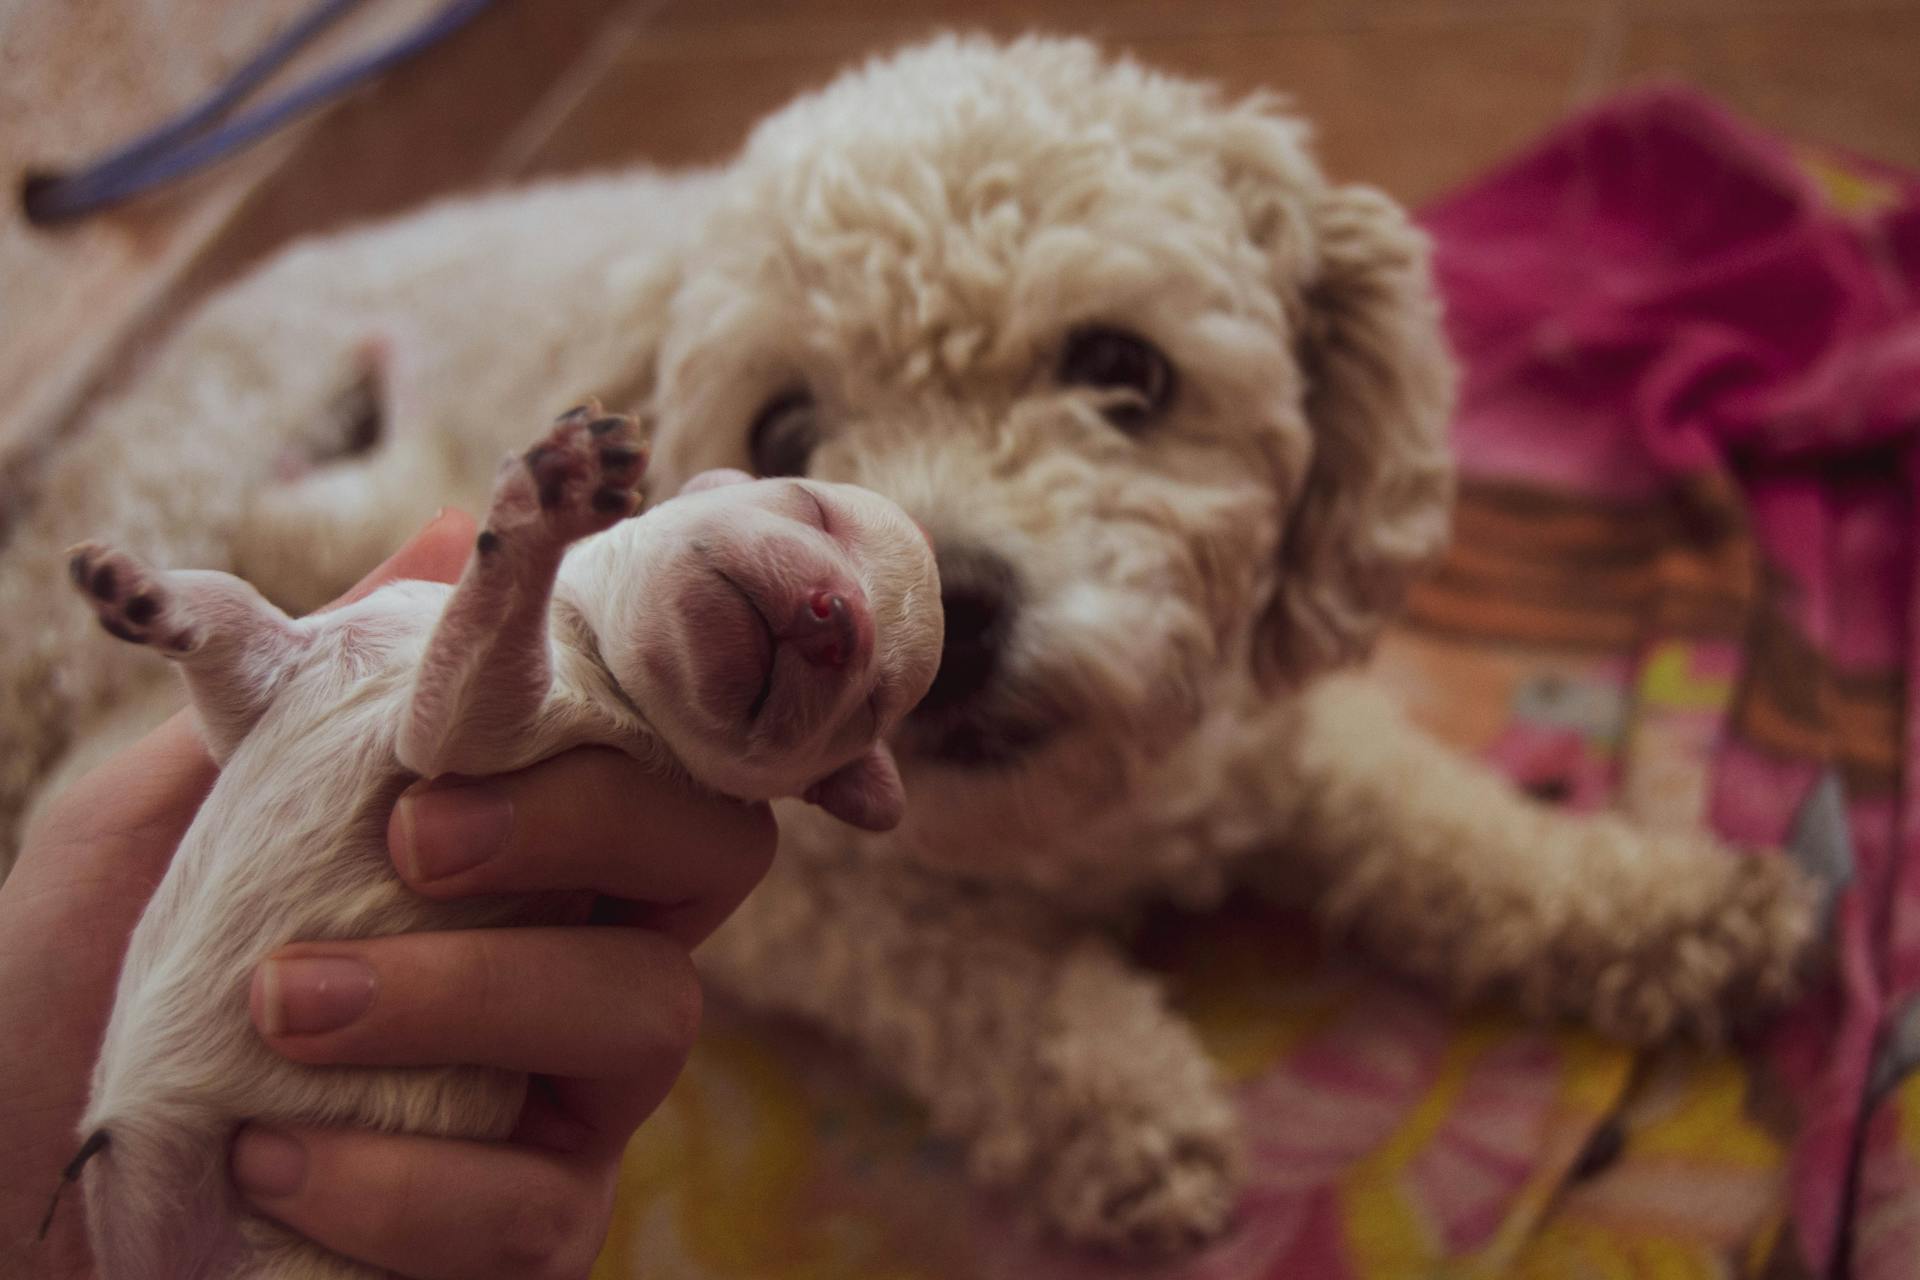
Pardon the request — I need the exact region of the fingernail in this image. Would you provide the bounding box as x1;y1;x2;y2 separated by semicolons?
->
260;956;376;1037
232;1127;307;1200
422;506;468;538
393;783;513;882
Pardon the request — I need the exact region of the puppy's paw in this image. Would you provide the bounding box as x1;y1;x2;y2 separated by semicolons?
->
67;543;198;654
482;399;648;552
1036;1102;1241;1258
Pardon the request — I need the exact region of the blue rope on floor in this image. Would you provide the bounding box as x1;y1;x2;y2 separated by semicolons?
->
21;0;500;226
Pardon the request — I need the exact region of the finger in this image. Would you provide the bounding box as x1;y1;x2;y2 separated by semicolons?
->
388;748;777;947
252;927;700;1092
231;1124;614;1280
3;708;217;1213
509;1071;669;1161
325;507;478;610
18;709;213;904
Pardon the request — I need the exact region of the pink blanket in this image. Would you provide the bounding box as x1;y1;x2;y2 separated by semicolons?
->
1414;84;1920;1276
594;89;1920;1279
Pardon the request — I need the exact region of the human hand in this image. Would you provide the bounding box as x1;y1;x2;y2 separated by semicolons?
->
0;509;776;1279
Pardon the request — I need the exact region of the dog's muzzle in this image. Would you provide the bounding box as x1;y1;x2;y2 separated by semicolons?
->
919;543;1017;715
905;543;1055;766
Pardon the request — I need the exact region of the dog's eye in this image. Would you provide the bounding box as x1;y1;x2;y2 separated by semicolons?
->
1058;327;1175;429
749;391;819;477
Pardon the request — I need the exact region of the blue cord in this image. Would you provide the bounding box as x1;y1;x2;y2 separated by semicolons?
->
21;0;501;225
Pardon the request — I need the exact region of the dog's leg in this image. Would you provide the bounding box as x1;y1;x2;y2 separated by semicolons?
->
701;847;1241;1256
65;545;305;763
1273;673;1819;1042
397;403;646;779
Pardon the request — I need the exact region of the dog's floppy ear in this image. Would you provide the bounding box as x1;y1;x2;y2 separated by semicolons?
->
1255;177;1456;685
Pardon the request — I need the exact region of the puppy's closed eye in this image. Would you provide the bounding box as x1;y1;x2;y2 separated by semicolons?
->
1058;327;1176;430
750;390;820;476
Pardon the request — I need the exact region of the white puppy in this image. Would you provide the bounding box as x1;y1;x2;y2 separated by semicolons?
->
55;406;940;1280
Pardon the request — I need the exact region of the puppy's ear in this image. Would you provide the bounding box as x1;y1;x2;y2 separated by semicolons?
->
1257;176;1456;685
803;743;907;831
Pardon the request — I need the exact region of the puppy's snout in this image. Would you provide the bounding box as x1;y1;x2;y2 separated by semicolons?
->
921;545;1018;715
788;591;857;668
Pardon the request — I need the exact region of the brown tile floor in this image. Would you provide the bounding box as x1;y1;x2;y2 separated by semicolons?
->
4;0;1919;476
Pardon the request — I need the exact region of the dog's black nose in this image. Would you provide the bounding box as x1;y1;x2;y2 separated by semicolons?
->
919;544;1018;715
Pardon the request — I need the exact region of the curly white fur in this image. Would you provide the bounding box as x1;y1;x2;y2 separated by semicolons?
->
2;35;1818;1256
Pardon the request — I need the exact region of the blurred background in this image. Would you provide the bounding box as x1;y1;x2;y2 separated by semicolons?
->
3;0;1918;475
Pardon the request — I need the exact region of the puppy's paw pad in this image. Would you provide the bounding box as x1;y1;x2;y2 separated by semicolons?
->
66;543;196;653
488;399;648;546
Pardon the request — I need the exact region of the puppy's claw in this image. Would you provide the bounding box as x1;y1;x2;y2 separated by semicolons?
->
591;487;639;516
557;398;602;426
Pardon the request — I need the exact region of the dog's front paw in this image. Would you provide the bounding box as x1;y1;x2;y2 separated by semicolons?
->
483;400;648;552
1034;1101;1241;1257
1581;845;1821;1043
67;543;197;654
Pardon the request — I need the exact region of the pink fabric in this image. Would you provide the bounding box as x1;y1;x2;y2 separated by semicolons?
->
1422;85;1920;1271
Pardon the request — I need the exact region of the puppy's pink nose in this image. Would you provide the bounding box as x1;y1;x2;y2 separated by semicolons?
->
788;591;857;668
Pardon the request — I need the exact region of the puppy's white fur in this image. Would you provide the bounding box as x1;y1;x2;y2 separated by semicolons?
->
4;36;1818;1256
63;417;939;1280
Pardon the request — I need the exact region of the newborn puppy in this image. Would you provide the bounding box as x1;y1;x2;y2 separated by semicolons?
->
57;404;941;1280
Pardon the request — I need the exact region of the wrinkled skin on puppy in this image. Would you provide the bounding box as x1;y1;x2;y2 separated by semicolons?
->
62;408;938;1280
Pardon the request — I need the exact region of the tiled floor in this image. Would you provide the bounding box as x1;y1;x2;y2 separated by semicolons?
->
4;0;1918;479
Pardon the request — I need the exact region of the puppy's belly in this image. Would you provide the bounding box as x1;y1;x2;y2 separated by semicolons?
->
84;857;543;1280
79;662;551;1278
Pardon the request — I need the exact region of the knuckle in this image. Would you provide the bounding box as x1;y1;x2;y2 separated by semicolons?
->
442;931;513;1030
741;801;779;864
359;1147;437;1249
494;1178;601;1278
602;931;702;1066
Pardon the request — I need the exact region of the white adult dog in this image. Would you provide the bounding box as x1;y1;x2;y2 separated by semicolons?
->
3;36;1815;1254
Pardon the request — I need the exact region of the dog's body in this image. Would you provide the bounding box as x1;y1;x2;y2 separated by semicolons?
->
6;36;1816;1256
62;410;940;1279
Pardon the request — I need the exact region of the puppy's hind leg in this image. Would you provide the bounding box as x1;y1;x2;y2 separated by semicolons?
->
397;401;647;778
66;544;306;763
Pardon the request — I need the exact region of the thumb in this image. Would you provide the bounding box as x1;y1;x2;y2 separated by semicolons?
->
323;508;477;611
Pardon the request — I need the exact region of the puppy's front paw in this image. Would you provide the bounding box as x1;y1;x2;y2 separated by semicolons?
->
1037;1102;1241;1258
67;543;197;654
482;399;648;552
